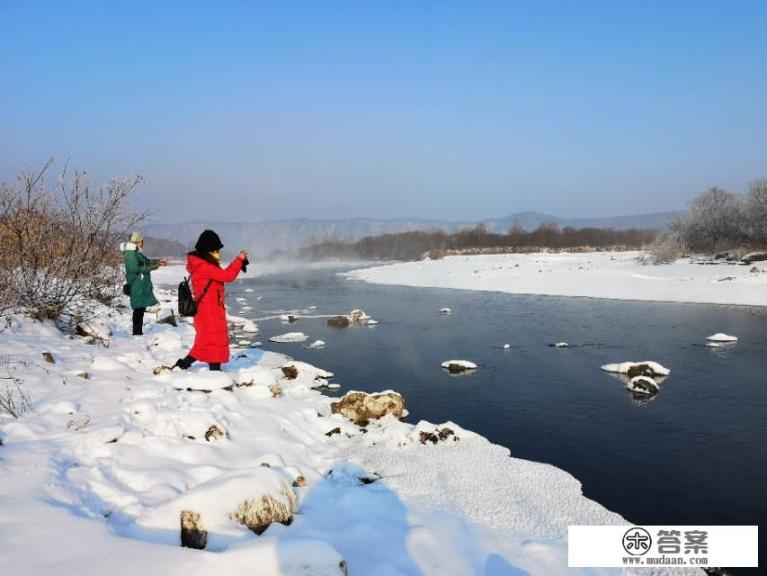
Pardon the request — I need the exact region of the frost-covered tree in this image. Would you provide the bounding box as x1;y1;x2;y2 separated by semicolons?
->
0;159;146;319
745;179;767;244
674;186;745;251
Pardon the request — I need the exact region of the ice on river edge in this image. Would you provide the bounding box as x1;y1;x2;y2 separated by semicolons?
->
0;289;701;575
344;250;767;307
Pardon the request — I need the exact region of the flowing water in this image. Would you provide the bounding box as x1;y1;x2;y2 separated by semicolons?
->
229;264;766;571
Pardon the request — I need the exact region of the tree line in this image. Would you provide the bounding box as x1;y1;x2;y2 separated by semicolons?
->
665;181;767;253
298;224;659;262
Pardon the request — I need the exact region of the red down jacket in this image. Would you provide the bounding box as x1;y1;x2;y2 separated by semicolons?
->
187;253;244;364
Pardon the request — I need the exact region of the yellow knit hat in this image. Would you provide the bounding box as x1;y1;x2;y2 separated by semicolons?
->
130;231;144;244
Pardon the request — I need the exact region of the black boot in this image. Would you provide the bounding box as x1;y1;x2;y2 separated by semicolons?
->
173;355;196;370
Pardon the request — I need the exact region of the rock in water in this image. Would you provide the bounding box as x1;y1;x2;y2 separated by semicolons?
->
626;363;664;378
330;391;405;425
627;376;659;396
440;307;452;315
327;316;350;328
441;360;478;373
269;332;308;343
180;510;207;549
706;333;738;342
601;361;671;377
349;309;370;323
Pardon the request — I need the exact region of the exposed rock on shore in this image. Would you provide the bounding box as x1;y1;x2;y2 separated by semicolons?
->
330;391;405;425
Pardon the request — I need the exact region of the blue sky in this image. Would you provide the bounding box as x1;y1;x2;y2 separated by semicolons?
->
1;1;765;223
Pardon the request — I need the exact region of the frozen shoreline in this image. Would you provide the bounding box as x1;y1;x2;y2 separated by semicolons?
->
344;251;767;307
0;288;701;575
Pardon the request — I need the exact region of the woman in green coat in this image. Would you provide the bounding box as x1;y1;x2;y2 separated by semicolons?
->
121;232;168;335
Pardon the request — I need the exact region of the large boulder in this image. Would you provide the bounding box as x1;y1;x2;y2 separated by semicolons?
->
330;391;405;425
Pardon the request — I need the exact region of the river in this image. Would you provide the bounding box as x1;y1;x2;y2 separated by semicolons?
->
228;264;765;572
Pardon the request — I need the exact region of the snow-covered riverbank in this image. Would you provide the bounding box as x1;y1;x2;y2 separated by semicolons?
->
345;251;767;307
0;290;701;575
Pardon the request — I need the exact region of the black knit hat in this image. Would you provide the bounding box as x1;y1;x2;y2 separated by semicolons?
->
195;229;224;252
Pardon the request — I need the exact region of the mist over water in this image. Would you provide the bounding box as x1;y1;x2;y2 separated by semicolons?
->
229;265;766;563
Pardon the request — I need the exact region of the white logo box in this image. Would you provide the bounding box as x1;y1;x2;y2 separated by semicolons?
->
568;525;758;568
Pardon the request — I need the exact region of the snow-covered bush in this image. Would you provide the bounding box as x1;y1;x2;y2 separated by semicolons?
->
648;231;686;264
0;159;145;320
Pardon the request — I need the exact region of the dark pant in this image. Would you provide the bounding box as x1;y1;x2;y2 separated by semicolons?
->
173;355;221;371
132;307;146;335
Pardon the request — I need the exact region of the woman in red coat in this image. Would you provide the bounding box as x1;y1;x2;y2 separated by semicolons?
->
173;230;248;371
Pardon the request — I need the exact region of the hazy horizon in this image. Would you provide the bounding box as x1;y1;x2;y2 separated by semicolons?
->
2;1;765;223
142;208;680;227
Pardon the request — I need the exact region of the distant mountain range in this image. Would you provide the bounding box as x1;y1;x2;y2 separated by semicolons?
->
144;211;679;260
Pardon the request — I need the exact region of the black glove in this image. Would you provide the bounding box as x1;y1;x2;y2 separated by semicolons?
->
241;257;249;273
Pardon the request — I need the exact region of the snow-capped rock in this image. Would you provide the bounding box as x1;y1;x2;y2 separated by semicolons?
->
330;390;405;425
349;309;369;323
240;319;259;334
627;375;660;396
601;361;671;377
441;360;478;373
269;332;309;343
706;333;738;342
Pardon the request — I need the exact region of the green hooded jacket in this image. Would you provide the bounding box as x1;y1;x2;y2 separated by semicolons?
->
122;243;159;309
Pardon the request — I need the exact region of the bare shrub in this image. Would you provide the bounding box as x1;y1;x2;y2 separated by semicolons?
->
649;232;686;264
0;364;32;419
0;159;146;320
